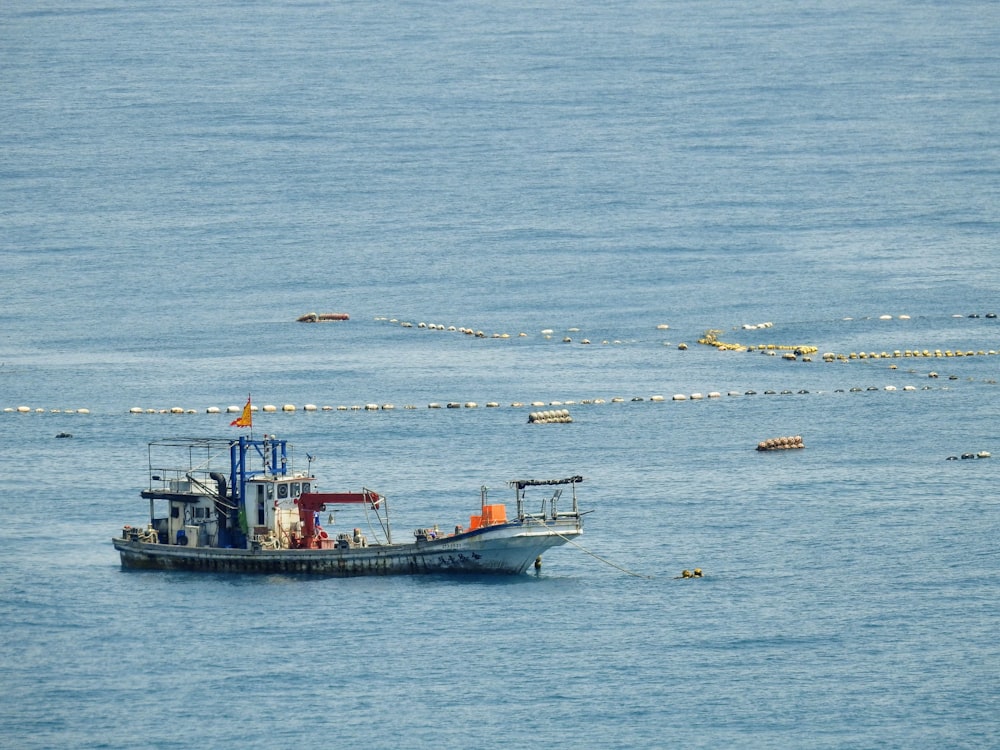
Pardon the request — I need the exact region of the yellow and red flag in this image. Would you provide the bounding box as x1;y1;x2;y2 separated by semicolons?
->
230;395;252;428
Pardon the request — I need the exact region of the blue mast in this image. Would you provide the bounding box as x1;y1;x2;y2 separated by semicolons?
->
226;435;290;548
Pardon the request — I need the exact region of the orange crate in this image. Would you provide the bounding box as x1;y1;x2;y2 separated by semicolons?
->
481;504;507;524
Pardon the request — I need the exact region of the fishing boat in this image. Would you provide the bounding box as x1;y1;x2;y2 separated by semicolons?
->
113;435;585;575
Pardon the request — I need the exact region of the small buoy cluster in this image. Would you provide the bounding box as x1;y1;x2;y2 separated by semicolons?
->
670;392;722;401
756;435;805;451
946;451;991;460
676;568;704;579
748;343;820;354
698;329;819;355
528;409;573;424
296;312;349;322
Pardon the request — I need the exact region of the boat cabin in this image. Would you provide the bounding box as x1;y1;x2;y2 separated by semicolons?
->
133;436;320;550
131;436;382;551
140;470;314;549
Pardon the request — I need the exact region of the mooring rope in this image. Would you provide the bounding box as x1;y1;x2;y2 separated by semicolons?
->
531;519;653;579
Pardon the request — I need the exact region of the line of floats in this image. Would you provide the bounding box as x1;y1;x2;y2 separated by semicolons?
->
4;313;995;416
0;381;973;417
372;315;999;364
12;363;987;415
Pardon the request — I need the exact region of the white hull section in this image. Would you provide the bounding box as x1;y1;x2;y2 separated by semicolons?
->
113;518;581;576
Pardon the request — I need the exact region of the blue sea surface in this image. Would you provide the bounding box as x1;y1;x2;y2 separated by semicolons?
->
2;1;999;748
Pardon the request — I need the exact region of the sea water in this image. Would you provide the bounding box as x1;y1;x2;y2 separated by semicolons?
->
1;1;998;748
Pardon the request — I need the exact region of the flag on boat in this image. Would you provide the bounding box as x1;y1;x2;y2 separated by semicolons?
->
230;395;252;428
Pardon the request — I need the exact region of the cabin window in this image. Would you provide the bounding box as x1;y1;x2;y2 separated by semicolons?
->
266;484;273;500
257;499;266;526
171;506;180;518
256;484;264;501
277;483;288;499
302;482;310;494
291;482;300;497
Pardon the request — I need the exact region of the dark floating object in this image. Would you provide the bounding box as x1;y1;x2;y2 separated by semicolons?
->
297;312;350;322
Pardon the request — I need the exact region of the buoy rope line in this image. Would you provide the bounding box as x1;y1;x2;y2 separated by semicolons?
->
524;517;652;579
373;315;998;355
6;380;998;416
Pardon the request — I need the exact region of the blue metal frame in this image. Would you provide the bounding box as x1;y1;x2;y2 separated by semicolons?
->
225;436;290;548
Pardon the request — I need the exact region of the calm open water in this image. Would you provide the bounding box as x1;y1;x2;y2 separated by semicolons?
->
2;1;999;748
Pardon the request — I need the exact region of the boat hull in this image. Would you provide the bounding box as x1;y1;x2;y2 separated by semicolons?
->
113;518;581;576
